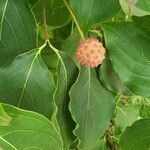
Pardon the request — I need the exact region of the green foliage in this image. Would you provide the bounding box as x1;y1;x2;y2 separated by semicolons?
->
0;0;149;149
99;56;133;95
69;68;115;149
70;0;120;32
102;19;150;97
115;105;140;132
0;103;63;149
119;0;150;16
0;0;37;67
32;0;70;28
0;47;55;119
119;119;150;150
0;104;11;126
52;50;78;149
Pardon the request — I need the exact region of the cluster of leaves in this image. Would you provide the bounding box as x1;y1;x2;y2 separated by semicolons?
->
0;0;150;149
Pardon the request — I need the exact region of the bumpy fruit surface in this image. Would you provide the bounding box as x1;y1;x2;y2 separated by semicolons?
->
76;38;106;68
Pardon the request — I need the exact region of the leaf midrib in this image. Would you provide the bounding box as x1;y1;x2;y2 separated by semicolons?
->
77;68;91;149
17;52;39;107
17;43;46;107
0;136;17;150
0;0;8;40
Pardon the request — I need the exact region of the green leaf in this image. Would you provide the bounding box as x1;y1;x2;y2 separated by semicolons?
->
70;0;120;32
133;16;150;37
99;56;133;96
116;105;140;132
92;138;110;150
53;50;78;149
41;46;58;84
69;67;115;150
102;20;150;97
32;0;70;28
119;0;150;16
0;103;63;149
62;28;81;64
136;0;150;13
119;119;150;150
41;47;58;71
28;0;38;5
0;138;16;150
0;104;11;126
0;46;55;119
0;0;37;66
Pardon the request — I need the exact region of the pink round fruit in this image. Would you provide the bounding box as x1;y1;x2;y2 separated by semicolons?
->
76;38;106;68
